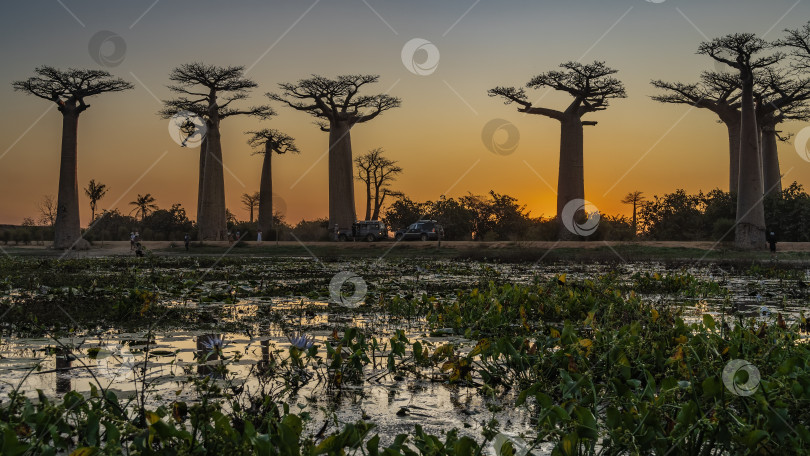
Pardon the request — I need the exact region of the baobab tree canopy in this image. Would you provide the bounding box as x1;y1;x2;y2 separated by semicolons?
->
12;67;132;249
13;66;132;110
488;61;626;239
269;75;401;231
160;62;274;241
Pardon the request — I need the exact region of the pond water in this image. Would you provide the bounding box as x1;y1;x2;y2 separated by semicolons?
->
1;257;808;446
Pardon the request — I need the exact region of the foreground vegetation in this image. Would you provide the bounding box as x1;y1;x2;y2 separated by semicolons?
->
0;256;808;454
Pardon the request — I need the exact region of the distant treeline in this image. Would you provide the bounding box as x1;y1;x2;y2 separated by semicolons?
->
3;182;808;245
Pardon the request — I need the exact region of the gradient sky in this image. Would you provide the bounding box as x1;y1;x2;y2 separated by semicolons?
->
1;0;809;226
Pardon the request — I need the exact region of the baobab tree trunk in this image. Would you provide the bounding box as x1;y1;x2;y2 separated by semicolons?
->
199;123;226;240
556;118;586;240
734;77;766;250
761;126;782;196
257;150;274;235
722;116;742;194
53;110;83;249
197;137;207;227
328;121;357;231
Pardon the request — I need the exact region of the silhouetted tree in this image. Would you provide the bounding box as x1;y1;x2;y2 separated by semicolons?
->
699;34;781;249
129;193;158;221
241;192;260;223
489;61;626;239
621;191;646;236
38;195;57;227
652;72;743;192
84;179;108;224
778;21;810;70
246;129;299;235
354;148;403;220
758;72;810;195
160;63;273;240
12;67;132;248
269;75;401;231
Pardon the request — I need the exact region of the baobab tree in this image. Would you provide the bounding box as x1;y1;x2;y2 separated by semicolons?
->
246;129;299;235
698;34;782;249
758;72;810;195
269;75;401;231
240;192;260;223
160;63;273;240
488;61;626;239
354;148;403;220
621;191;645;236
12;67;132;249
84;179;108;224
651;72;743;192
129;193;158;221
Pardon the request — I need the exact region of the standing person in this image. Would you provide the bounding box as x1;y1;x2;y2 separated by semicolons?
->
134;231;140;243
130;232;135;251
184;233;190;251
236;230;241;241
767;228;778;256
257;229;262;243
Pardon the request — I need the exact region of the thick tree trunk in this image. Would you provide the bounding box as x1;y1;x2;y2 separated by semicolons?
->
734;77;766;250
556;118;586;240
721;116;742;194
53;110;83;249
197;137;207;226
761;126;782;196
257;151;274;235
328;121;356;231
198;122;226;240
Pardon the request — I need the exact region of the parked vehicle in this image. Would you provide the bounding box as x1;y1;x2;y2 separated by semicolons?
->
394;220;444;241
334;220;389;242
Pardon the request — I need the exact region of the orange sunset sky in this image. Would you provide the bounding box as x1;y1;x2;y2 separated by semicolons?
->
1;0;809;226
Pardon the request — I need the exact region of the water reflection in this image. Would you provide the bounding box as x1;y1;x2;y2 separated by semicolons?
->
55;347;72;394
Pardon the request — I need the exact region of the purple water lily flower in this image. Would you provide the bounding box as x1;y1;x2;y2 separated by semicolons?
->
287;332;315;351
